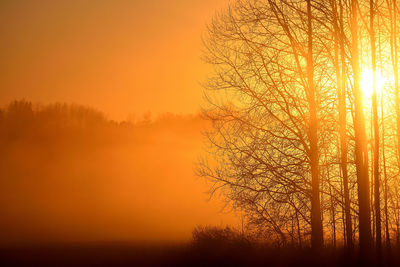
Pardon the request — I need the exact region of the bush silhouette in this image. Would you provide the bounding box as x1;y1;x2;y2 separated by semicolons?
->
191;226;249;249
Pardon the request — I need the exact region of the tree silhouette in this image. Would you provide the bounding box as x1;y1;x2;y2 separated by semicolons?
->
198;0;400;256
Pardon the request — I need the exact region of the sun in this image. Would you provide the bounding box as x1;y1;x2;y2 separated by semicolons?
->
361;69;385;98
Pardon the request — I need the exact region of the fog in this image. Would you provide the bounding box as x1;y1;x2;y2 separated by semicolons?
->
0;101;236;245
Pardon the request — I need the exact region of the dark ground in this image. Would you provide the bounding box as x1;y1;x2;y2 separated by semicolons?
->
1;242;398;267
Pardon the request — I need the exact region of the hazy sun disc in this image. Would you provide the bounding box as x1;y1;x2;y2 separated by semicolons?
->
361;69;384;98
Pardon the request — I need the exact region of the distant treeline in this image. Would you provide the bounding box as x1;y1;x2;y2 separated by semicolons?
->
0;100;202;134
0;100;205;146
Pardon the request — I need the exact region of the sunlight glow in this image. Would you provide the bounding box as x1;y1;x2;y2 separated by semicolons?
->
361;69;385;98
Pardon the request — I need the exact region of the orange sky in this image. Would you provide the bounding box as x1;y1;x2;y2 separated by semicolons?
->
0;0;228;120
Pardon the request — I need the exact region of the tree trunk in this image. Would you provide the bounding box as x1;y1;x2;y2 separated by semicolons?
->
351;0;372;254
307;0;323;251
381;93;391;249
334;0;354;250
370;0;382;256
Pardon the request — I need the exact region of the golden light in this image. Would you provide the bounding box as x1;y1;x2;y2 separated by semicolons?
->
361;69;385;98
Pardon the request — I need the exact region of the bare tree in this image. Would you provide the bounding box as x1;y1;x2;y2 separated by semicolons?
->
369;0;382;254
197;0;335;249
198;0;400;254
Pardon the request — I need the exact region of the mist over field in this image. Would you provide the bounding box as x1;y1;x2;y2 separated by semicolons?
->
0;100;236;245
